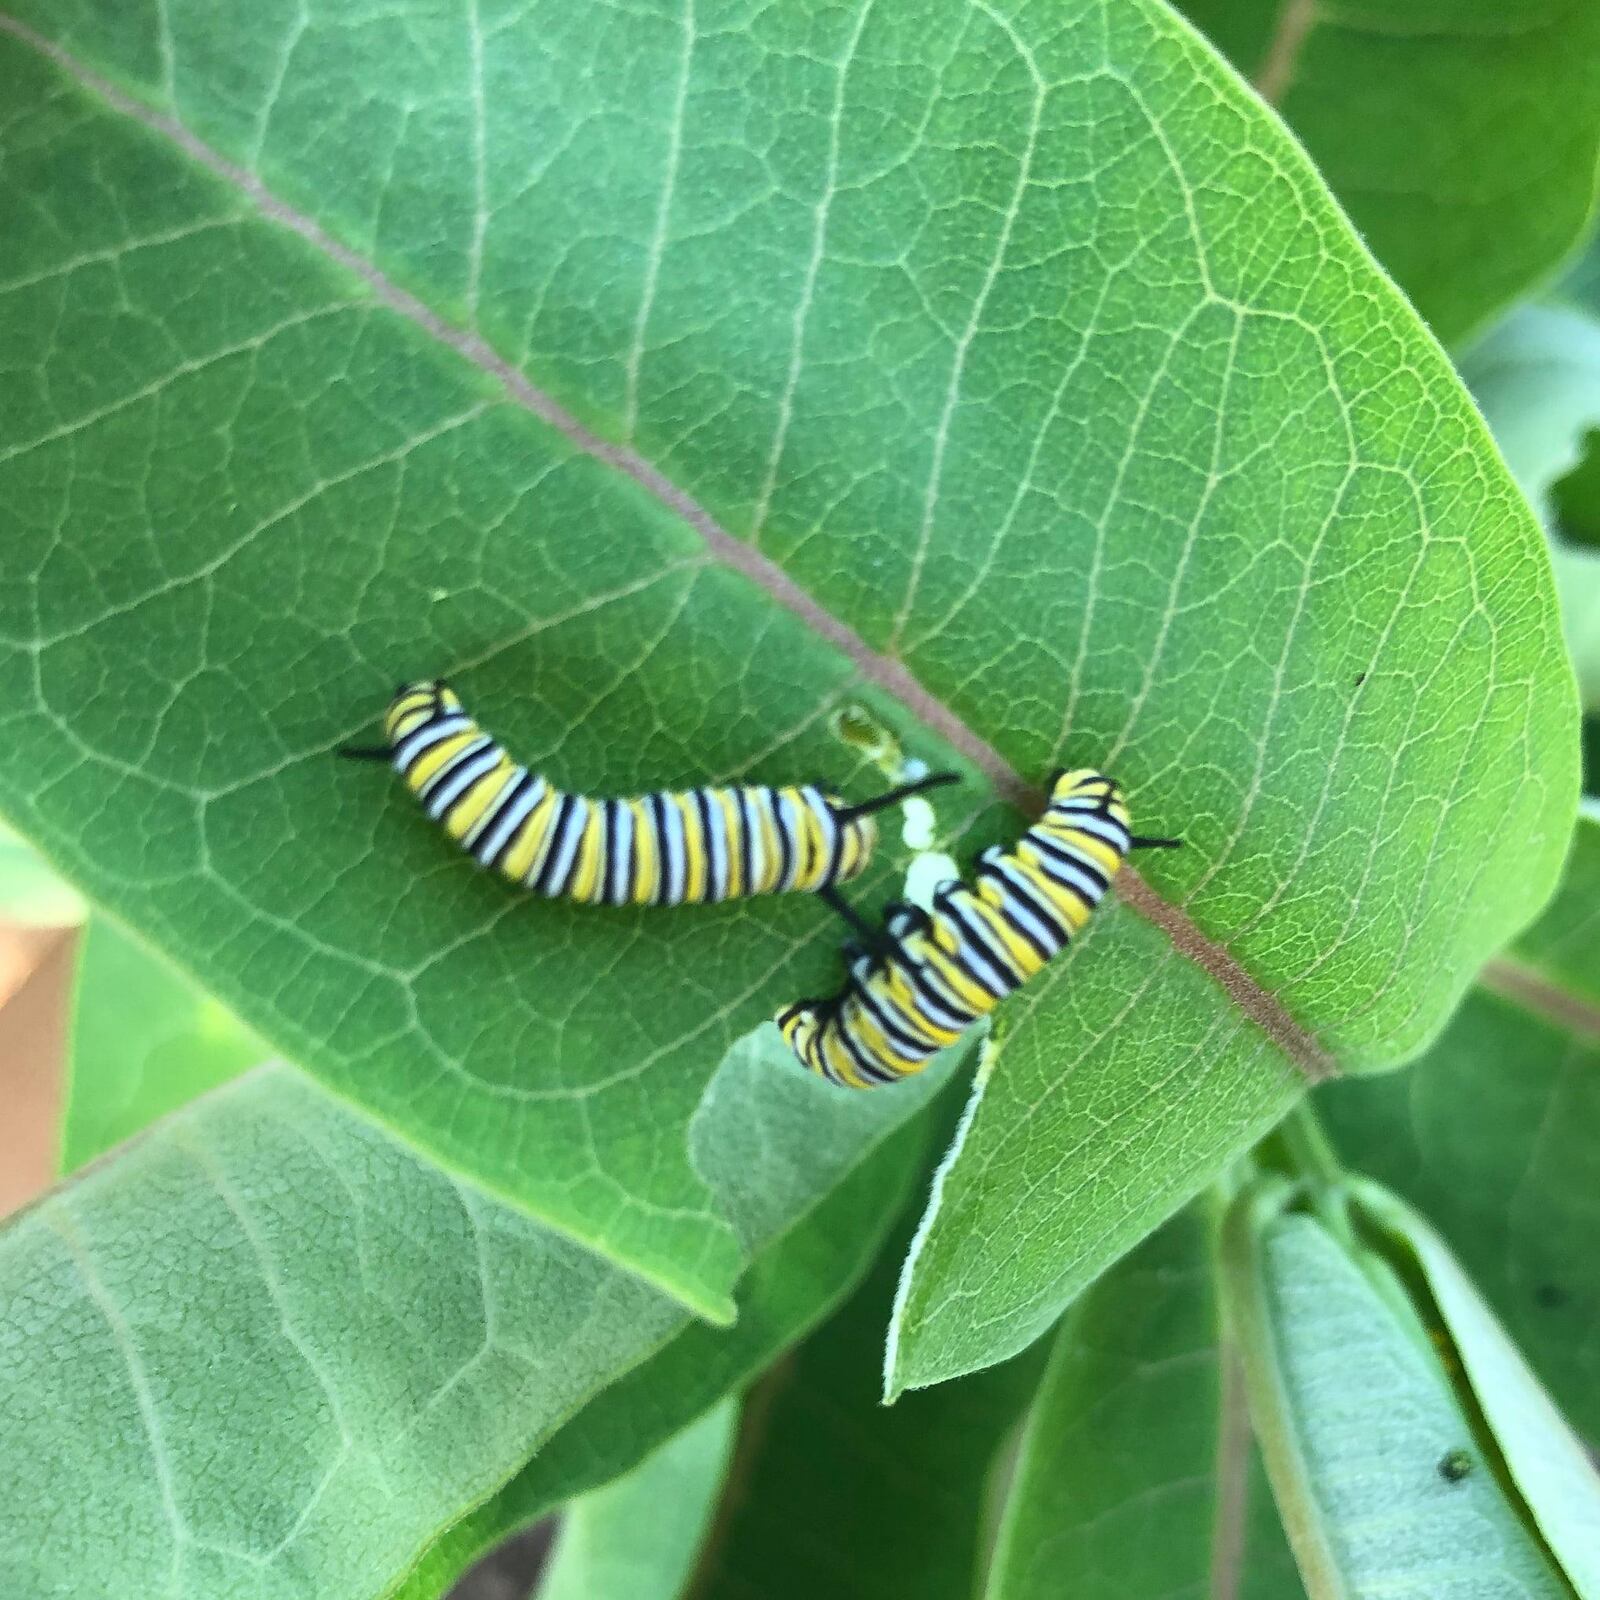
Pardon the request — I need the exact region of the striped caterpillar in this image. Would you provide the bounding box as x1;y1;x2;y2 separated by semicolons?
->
343;680;956;907
778;769;1179;1087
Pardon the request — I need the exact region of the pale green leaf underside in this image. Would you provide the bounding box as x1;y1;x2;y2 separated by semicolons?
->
0;0;1575;1329
1177;0;1600;346
389;1050;938;1598
539;1400;737;1600
0;1067;675;1600
1356;1183;1600;1596
0;1063;919;1600
1230;1202;1568;1599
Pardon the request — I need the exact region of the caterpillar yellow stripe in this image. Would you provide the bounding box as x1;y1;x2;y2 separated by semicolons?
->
342;680;955;906
777;770;1179;1088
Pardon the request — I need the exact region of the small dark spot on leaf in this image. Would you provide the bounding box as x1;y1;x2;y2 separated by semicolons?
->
1535;1283;1567;1309
1354;671;1367;686
1438;1448;1472;1482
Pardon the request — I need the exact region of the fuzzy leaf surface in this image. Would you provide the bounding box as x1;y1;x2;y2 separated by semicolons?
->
0;1064;921;1600
1223;1190;1569;1599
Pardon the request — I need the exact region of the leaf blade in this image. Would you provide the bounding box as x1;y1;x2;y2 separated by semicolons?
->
62;919;264;1171
1320;817;1600;1446
388;1072;931;1599
0;0;1577;1331
986;1207;1302;1600
0;1062;925;1600
694;1208;1047;1600
1460;303;1600;711
888;915;1303;1392
1221;1183;1570;1600
1354;1181;1600;1596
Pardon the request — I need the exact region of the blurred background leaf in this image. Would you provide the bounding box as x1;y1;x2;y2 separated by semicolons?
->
986;1208;1302;1600
1461;303;1600;709
0;822;83;929
1319;815;1600;1443
692;1202;1047;1600
1177;0;1600;345
61;919;264;1171
539;1401;736;1600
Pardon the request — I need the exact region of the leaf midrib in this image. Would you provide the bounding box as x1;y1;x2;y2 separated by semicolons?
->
1480;959;1600;1040
0;11;1335;1085
1207;1339;1253;1600
1254;0;1317;105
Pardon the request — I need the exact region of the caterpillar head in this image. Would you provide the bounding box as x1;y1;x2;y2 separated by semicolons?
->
1046;767;1130;825
1045;767;1115;804
1043;769;1181;856
384;679;462;744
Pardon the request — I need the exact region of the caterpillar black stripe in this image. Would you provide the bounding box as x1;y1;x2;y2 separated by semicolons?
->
342;681;956;906
777;769;1179;1088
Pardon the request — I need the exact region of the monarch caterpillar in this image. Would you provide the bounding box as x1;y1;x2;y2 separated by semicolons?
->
342;680;957;907
776;769;1179;1088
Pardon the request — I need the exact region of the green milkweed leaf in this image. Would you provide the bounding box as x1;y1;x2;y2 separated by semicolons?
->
1352;1180;1600;1597
538;1400;737;1600
691;1203;1305;1600
1541;236;1600;551
40;895;945;1598
1462;305;1600;526
985;1208;1301;1600
0;1062;924;1600
388;1058;940;1599
61;918;264;1172
693;1205;1047;1600
1177;0;1600;345
1505;811;1600;1005
0;0;1576;1351
1321;815;1600;1443
1220;1178;1572;1600
1462;304;1600;710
